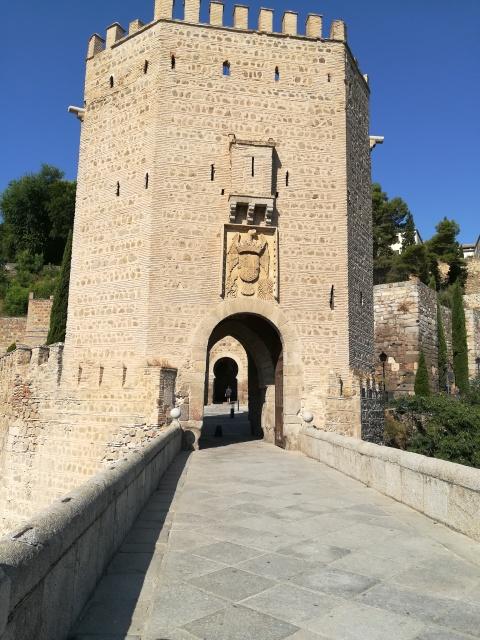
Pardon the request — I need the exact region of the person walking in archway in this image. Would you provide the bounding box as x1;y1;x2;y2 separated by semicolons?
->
225;385;233;404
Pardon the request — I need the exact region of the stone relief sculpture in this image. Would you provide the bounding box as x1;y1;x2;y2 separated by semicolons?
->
225;228;276;300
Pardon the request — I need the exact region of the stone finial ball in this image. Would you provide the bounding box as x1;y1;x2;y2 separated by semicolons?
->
170;407;181;420
302;411;314;423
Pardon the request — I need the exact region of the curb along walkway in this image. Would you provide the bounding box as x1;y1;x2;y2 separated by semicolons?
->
70;431;480;639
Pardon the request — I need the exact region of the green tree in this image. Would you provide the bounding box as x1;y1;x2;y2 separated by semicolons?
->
0;165;75;264
47;229;72;344
427;218;467;287
392;395;480;468
402;212;417;249
372;183;413;284
388;244;430;285
451;282;469;393
414;351;431;397
437;305;448;392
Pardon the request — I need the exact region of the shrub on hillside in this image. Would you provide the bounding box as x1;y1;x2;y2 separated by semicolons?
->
392;395;480;469
384;413;414;450
4;282;30;316
465;377;480;406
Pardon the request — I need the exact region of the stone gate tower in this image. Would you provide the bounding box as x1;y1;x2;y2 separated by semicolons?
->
66;0;374;448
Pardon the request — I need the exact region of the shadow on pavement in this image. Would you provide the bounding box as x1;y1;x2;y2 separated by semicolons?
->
68;452;191;640
199;407;262;449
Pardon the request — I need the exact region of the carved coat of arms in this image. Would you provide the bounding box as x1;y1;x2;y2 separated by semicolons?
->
226;229;275;300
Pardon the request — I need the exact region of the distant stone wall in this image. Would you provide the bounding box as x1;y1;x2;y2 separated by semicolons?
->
465;308;480;379
464;258;480;378
374;279;452;396
23;294;53;347
466;258;480;297
0;318;27;353
0;294;53;354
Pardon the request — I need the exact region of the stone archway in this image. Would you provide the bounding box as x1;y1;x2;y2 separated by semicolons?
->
207;337;248;405
185;299;303;449
212;358;239;403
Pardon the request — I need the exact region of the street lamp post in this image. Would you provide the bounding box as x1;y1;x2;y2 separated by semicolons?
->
379;352;388;398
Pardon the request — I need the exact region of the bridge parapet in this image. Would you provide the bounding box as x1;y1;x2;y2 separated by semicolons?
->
0;424;182;640
301;427;480;543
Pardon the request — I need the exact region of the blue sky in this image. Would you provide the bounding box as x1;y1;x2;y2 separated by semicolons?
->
1;0;479;242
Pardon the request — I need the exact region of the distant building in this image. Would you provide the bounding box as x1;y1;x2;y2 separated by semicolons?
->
391;229;423;254
462;236;480;260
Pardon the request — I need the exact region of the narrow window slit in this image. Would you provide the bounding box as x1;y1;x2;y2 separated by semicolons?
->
116;182;120;197
145;173;149;189
275;66;280;82
144;60;149;74
286;171;289;187
171;54;176;70
109;75;114;88
122;366;127;387
251;157;255;177
210;164;215;181
99;366;104;386
223;61;231;76
77;366;83;385
330;285;335;310
327;73;331;82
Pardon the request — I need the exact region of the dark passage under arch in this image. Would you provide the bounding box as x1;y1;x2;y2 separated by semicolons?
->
213;357;239;403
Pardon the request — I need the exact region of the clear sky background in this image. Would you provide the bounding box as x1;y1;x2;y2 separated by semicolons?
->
1;0;478;242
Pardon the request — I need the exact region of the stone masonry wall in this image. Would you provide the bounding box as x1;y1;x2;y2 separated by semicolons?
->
0;345;176;535
465;308;480;379
346;49;373;373
466;258;480;297
374;279;453;396
465;258;480;377
63;3;373;444
0;294;53;354
0;318;27;353
23;295;53;347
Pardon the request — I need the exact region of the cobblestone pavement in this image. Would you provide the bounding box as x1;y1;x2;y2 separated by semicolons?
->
70;413;480;640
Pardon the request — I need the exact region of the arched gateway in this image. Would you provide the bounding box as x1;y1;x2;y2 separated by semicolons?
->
184;299;303;448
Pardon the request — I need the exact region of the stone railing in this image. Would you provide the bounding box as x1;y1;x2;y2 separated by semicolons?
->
301;427;480;543
0;424;182;640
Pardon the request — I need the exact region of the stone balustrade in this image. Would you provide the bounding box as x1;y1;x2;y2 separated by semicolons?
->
301;427;480;543
0;424;182;640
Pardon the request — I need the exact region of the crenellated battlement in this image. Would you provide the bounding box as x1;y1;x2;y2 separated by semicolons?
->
87;0;347;58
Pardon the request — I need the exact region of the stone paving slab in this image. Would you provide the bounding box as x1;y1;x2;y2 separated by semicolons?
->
69;438;480;640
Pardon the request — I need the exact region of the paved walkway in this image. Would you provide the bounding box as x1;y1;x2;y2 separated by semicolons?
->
70;420;480;640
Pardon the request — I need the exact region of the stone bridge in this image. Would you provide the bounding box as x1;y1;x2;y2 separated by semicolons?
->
1;411;480;640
